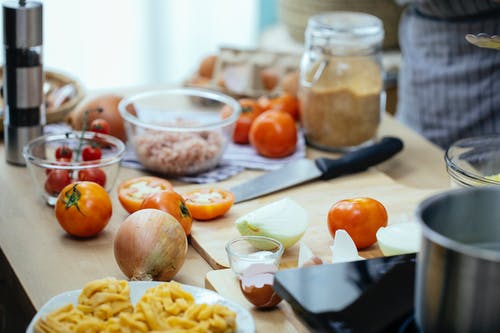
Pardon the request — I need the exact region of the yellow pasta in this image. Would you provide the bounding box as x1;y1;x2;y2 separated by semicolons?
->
77;277;133;320
34;278;237;333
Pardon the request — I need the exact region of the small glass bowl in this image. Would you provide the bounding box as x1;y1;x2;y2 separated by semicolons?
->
118;88;241;177
23;131;125;205
225;236;284;278
445;135;500;188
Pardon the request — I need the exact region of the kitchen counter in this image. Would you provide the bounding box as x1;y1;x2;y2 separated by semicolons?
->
0;86;449;331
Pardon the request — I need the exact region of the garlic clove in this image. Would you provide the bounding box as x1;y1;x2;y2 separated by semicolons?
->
330;229;365;263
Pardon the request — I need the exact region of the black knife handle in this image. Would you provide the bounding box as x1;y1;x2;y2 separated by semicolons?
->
315;137;404;180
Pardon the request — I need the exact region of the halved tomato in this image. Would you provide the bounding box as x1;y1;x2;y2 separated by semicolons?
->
117;176;173;214
183;188;235;221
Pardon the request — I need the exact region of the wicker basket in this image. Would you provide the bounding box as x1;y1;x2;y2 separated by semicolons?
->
278;0;404;49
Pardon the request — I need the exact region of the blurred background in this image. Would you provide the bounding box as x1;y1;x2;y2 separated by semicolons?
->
0;0;402;90
0;0;276;90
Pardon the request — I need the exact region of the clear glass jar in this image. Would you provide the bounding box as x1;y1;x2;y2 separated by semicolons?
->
299;12;385;151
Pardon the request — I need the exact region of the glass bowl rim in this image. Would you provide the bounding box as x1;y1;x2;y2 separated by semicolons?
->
22;131;126;169
225;235;284;259
445;135;500;186
117;87;242;132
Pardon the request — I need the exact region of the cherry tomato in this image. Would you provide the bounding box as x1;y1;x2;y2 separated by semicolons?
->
44;169;72;196
184;188;234;221
82;145;102;161
233;99;263;144
140;190;192;235
268;93;300;121
117;176;173;214
327;197;388;250
55;145;73;160
78;167;106;187
249;110;297;158
89;118;110;135
54;181;112;237
45;158;72;175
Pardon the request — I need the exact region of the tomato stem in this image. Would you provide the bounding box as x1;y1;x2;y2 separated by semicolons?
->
62;184;85;215
180;202;191;218
74;108;103;162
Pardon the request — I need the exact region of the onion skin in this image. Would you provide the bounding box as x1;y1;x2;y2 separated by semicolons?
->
113;209;187;281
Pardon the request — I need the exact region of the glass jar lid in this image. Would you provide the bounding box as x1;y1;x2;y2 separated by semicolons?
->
306;11;384;52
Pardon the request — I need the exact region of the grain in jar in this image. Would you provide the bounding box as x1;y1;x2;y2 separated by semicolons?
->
299;12;385;151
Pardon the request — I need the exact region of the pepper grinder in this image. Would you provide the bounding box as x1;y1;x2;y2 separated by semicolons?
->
2;0;44;165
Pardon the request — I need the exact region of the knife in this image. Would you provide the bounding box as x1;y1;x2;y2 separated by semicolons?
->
230;136;403;203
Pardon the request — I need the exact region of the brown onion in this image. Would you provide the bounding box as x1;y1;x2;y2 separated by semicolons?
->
113;209;187;281
67;94;128;141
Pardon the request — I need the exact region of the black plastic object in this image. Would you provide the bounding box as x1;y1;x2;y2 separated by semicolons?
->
316;137;404;180
273;254;416;333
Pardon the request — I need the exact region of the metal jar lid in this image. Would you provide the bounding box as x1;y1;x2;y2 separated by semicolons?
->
3;0;43;48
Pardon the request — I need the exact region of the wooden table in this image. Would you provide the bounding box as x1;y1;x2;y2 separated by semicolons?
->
203;115;451;332
0;89;449;331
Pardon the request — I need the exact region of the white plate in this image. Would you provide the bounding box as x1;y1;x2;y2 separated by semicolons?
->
26;281;255;333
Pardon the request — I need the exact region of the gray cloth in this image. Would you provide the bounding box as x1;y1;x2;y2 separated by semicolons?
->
396;0;500;149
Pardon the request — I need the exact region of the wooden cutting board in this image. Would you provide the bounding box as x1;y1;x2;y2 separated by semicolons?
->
188;168;440;270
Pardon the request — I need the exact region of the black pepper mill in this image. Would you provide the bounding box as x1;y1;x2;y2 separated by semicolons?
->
3;0;44;165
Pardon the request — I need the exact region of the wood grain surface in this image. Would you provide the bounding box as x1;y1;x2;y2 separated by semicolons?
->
189;169;440;270
0;157;212;310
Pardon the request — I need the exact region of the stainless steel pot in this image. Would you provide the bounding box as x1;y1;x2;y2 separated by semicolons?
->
415;186;500;333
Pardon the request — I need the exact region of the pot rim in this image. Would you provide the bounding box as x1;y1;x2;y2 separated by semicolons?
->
416;186;500;262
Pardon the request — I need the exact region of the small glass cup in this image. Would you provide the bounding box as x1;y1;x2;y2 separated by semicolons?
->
225;236;284;278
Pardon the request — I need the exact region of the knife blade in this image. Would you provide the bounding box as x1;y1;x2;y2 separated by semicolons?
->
230;136;403;203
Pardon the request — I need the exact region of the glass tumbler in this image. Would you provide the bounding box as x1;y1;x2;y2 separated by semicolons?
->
225;235;284;277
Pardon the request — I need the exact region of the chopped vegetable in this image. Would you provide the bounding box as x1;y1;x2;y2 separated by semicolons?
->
235;197;308;249
184;188;234;221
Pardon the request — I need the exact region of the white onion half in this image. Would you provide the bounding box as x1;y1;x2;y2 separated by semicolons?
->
376;222;421;256
235;197;308;249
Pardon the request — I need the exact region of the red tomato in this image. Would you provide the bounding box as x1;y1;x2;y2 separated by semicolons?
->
327;197;388;250
140;190;192;235
117;176;173;214
90;118;110;134
233;114;254;145
45;158;72;175
55;145;73;160
82;145;102;161
233;99;263;144
184;188;234;221
268;93;300;121
55;181;112;237
249;110;297;158
257;96;272;111
44;169;72;196
78;167;106;187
